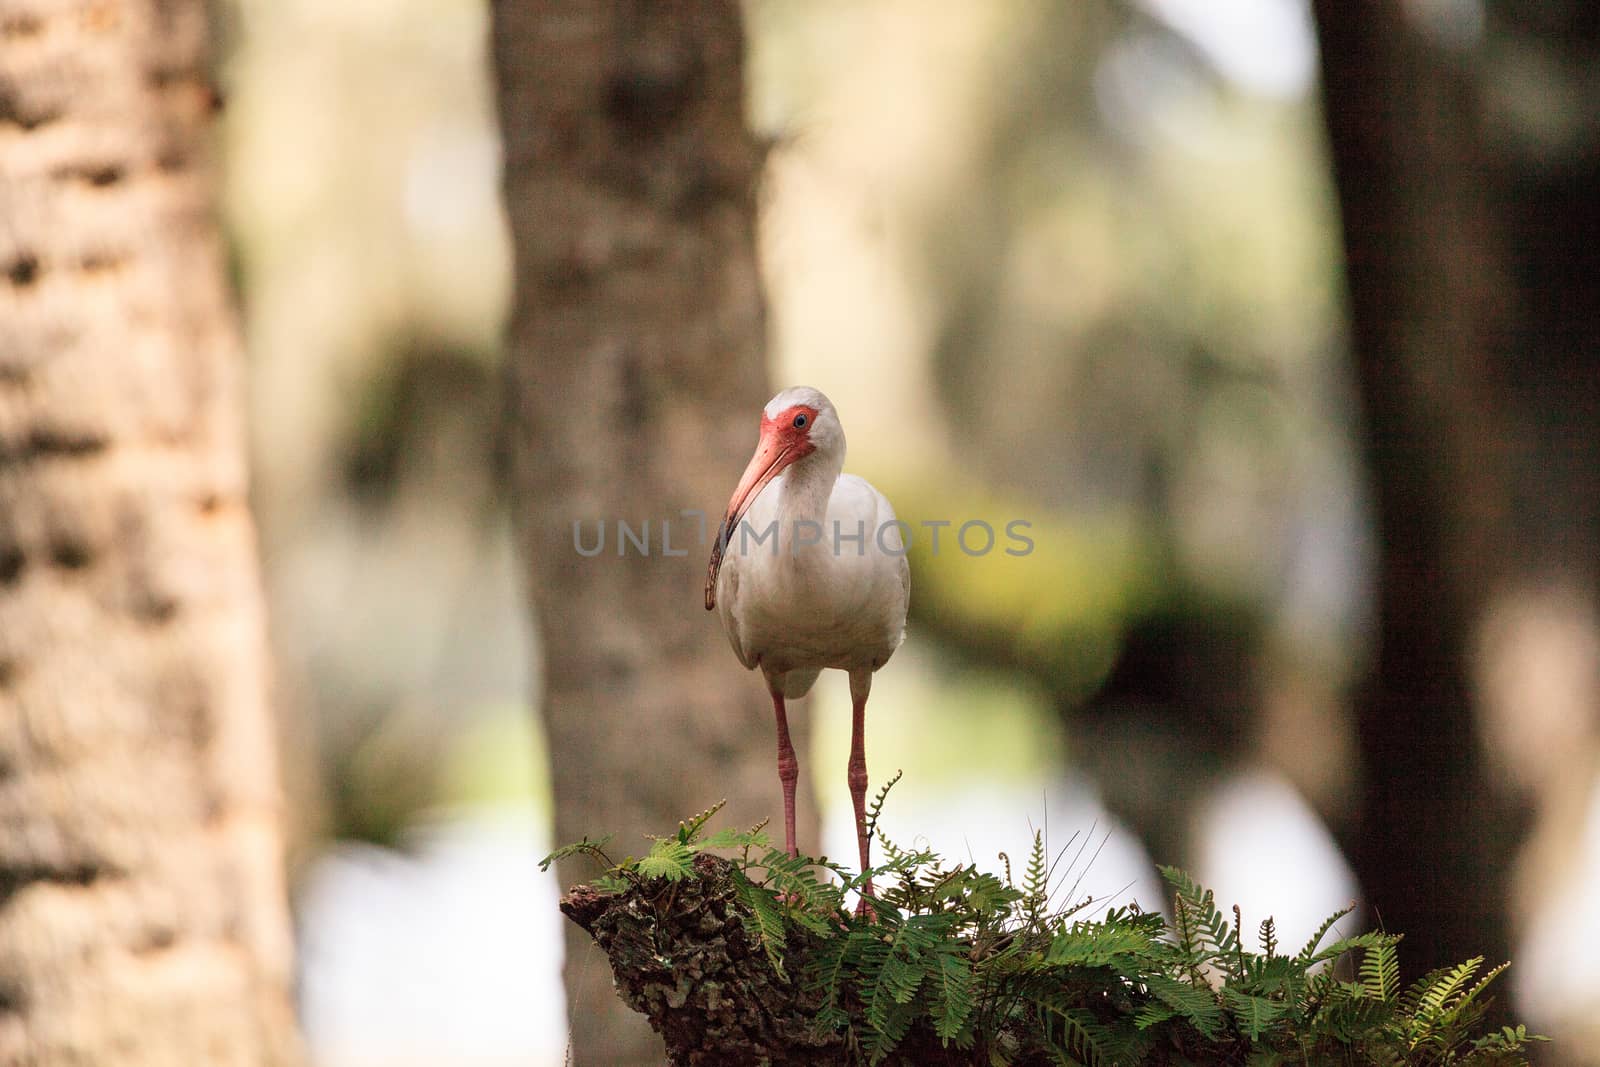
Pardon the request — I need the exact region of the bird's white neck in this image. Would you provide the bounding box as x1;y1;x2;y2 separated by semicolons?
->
775;450;843;527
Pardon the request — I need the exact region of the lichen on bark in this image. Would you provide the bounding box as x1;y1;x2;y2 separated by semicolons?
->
561;854;1005;1067
562;854;850;1066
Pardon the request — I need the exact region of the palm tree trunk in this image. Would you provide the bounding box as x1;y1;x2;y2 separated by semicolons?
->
0;2;302;1062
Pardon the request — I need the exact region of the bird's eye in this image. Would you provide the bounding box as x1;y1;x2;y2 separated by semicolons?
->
793;413;808;429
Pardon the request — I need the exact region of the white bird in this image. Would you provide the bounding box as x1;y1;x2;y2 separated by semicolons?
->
705;386;909;905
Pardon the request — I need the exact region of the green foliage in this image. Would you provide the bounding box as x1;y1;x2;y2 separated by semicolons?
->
544;793;1545;1066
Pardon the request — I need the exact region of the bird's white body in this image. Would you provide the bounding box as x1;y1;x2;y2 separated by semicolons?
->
716;469;908;694
704;386;907;894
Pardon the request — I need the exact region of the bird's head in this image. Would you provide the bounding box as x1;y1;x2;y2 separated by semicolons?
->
705;387;843;609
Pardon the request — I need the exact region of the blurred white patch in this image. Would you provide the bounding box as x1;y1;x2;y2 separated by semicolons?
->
297;809;567;1067
1195;769;1360;952
403;124;501;240
1139;0;1316;99
1515;772;1600;1045
824;774;1168;917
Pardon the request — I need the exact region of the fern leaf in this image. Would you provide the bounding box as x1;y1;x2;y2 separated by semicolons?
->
1415;956;1483;1019
1455;959;1510;1017
865;993;916;1065
932;947;975;1042
1258;915;1278;958
1222;987;1289;1041
591;873;632;895
1296;903;1357;962
1303;929;1395;968
1359;938;1400;1002
636;838;696;881
859;929;917;1062
729;868;788;979
1024;831;1049;915
1160;866;1239;965
537;834;615;872
676;799;727;844
865;769;904;842
883;951;926;1008
803;935;850;1009
1143;973;1225;1038
696;825;770;852
1041;1006;1108;1067
1133;1001;1177;1031
1047;921;1160;968
1472;1023;1547;1053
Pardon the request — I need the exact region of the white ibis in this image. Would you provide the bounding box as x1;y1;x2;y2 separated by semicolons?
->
705;386;909;904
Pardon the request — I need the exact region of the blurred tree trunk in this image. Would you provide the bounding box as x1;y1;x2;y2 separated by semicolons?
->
0;2;302;1064
492;2;801;1062
1311;0;1600;987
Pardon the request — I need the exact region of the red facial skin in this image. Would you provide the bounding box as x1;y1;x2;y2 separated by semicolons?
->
704;405;818;610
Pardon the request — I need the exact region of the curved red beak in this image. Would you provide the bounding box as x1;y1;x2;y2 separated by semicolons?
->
705;425;797;610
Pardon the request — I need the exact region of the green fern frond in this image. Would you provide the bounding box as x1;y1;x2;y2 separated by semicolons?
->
865;769;904;842
1359;938;1400;1002
696;825;770;852
1142;973;1225;1038
1132;999;1176;1031
1456;959;1511;1018
635;837;696;881
1295;904;1357;963
1237;953;1305;1001
877;945;926;1008
1024;831;1049;917
932;945;976;1042
1046;919;1161;968
804;935;850;1011
865;992;916;1064
1315;990;1394;1045
1473;1023;1547;1054
1161;866;1240;967
729;867;789;979
676;799;727;844
1223;987;1290;1041
877;828;909;866
537;834;615;872
1258;916;1278;958
1414;956;1484;1019
1303;929;1395;968
591;872;632;894
1040;1005;1109;1067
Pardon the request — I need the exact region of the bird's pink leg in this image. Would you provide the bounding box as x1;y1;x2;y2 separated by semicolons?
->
848;670;875;913
770;687;799;858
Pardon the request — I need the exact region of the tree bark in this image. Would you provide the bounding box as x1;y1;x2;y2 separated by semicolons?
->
1310;1;1529;985
562;855;853;1067
0;1;302;1064
560;858;1014;1067
491;2;804;1061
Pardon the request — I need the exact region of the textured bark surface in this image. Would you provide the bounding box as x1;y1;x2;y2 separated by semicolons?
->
0;1;301;1064
562;854;850;1066
562;855;997;1067
491;2;812;1062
